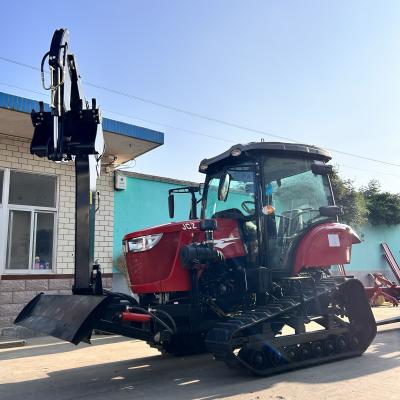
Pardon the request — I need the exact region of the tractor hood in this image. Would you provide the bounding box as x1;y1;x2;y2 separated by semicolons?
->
123;218;246;294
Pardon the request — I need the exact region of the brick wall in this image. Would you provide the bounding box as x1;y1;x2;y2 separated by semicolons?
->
0;133;114;274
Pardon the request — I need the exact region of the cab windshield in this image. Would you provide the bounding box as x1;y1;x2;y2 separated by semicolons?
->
263;156;333;234
203;166;256;219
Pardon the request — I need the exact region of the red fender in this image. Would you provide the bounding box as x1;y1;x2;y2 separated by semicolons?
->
293;223;361;275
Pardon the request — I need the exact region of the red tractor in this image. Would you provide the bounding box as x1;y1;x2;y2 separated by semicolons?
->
16;29;376;376
119;142;376;374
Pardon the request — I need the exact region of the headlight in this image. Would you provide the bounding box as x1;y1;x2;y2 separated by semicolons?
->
126;234;163;253
230;148;242;157
199;163;208;171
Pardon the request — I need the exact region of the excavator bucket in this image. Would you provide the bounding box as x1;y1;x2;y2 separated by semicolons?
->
14;293;111;344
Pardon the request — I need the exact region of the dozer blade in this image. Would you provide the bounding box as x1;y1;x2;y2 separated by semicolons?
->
14;293;111;344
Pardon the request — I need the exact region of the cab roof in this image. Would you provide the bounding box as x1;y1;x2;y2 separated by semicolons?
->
199;142;332;173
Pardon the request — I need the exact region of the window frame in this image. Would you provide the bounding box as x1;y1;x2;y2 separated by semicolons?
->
201;164;257;219
1;169;58;275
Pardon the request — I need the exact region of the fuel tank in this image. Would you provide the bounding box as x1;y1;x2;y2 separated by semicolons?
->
123;218;245;294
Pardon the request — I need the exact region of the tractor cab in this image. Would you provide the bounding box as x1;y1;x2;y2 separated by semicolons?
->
199;142;341;274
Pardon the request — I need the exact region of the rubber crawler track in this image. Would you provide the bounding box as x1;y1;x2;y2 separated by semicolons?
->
205;278;377;376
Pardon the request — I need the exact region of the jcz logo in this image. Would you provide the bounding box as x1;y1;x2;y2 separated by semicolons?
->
182;223;197;230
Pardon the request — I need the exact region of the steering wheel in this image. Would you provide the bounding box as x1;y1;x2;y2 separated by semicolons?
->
241;201;255;214
298;209;322;224
296;209;320;218
279;209;321;227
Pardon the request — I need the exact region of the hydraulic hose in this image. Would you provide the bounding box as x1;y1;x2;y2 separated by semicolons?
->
129;306;175;335
103;290;177;334
149;308;178;333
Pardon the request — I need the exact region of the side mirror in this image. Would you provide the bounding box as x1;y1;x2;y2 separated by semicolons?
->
311;164;333;175
168;193;175;218
218;173;231;201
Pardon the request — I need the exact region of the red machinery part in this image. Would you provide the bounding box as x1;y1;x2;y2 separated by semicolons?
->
121;311;152;323
293;223;361;274
124;218;245;294
381;242;400;283
366;273;399;307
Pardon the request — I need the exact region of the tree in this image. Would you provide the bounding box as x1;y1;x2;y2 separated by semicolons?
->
330;169;368;227
361;180;380;198
361;180;400;225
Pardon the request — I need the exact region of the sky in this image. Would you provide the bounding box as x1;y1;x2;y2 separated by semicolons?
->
1;1;399;191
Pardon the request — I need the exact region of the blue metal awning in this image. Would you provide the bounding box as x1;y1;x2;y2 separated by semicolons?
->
0;91;164;164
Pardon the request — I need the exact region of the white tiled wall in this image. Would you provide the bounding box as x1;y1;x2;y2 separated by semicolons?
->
0;133;114;275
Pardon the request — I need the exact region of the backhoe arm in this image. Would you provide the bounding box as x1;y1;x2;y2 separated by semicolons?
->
30;28;104;293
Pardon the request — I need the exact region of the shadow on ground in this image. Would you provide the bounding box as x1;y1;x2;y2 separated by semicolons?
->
0;332;399;400
0;335;131;361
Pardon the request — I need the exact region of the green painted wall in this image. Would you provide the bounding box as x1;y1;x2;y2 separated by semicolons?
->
347;224;400;282
113;175;199;272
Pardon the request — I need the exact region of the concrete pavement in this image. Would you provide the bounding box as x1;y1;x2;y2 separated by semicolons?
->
0;309;399;400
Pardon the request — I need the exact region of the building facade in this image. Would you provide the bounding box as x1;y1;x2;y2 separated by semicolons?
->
0;92;163;335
